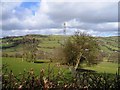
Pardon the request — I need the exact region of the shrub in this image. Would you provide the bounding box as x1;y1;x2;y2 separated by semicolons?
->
2;65;120;89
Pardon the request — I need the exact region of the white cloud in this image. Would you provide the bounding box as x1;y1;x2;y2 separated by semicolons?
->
44;1;117;23
66;19;83;27
42;0;119;3
1;0;118;37
1;0;119;2
95;22;118;32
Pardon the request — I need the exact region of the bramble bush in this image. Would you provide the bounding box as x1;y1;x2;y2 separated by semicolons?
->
2;64;120;89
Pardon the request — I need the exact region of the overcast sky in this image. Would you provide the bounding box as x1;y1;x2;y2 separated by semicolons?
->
0;0;119;37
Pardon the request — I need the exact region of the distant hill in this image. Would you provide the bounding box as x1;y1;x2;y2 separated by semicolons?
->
1;34;119;62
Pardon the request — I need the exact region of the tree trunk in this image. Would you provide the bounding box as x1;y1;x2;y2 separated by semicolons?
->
74;53;82;70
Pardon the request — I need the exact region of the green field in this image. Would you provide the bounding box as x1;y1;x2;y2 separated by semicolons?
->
1;35;119;76
2;57;118;75
84;62;118;74
2;35;119;54
2;57;69;76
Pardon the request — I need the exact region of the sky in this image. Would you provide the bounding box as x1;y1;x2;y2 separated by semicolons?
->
0;0;119;37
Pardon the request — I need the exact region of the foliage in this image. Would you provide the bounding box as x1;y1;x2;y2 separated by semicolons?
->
108;52;119;63
61;32;101;69
2;65;120;89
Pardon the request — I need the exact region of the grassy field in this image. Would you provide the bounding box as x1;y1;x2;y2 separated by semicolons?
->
2;57;69;76
1;35;119;77
2;57;118;76
83;62;118;74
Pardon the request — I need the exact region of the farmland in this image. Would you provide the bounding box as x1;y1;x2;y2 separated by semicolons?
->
1;34;119;74
2;57;118;76
1;34;119;89
2;57;69;76
1;35;119;55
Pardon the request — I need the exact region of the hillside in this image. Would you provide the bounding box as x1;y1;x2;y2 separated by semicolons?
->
1;34;119;62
